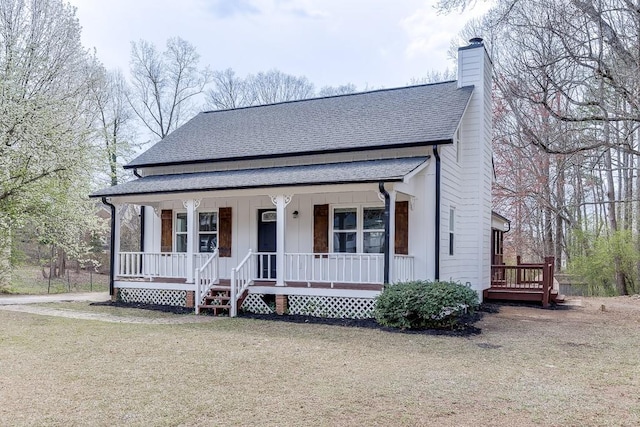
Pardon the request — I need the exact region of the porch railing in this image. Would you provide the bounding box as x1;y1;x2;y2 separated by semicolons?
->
117;252;209;279
230;249;254;317
284;253;384;284
393;255;414;283
194;250;219;314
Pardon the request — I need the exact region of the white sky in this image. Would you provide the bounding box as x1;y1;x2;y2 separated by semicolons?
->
68;0;492;90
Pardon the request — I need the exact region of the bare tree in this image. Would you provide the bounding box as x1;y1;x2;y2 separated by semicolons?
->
247;69;314;104
129;37;211;139
207;68;344;110
91;69;137;186
318;83;358;97
206;68;254;110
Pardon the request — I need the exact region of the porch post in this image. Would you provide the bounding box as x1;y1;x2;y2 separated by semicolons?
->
112;203;124;279
271;194;292;286
183;199;201;283
389;191;396;283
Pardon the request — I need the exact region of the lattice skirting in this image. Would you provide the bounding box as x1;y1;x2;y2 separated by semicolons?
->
117;288;187;307
288;295;375;319
241;294;274;314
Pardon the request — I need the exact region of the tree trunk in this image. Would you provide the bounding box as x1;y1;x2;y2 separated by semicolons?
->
604;147;628;295
0;216;11;289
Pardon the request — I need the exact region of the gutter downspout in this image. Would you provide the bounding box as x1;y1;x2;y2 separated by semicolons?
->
379;182;391;284
133;169;145;253
433;145;441;281
101;197;116;296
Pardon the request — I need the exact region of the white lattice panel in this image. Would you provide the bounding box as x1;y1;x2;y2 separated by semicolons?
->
288;295;375;319
241;294;273;314
118;288;187;306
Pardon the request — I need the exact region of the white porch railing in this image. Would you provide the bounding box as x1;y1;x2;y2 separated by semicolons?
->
393;255;414;283
230;249;254;317
253;252;277;280
194;250;219;314
285;253;384;284
117;252;209;279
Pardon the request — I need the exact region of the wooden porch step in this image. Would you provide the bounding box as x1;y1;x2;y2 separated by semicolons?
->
205;295;231;303
198;304;231;316
208;285;231;291
199;304;231;309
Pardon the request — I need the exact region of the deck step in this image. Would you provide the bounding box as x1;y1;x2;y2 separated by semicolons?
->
484;288;545;303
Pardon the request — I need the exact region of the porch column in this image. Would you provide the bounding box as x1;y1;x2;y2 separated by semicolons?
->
389;191;397;283
271;194;292;286
183;199;201;283
112;203;124;278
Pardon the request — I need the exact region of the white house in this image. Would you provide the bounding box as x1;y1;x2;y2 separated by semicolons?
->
91;38;494;318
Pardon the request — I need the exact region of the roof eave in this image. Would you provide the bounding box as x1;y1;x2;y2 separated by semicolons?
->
89;177;405;199
124;140;452;170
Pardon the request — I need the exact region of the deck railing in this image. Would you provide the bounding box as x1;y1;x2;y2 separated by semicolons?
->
194;250;219;314
491;256;555;307
118;252;209;279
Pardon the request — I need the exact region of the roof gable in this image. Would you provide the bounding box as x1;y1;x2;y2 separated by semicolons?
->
127;81;473;169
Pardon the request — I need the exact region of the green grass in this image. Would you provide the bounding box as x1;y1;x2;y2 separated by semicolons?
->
0;298;639;426
2;265;108;295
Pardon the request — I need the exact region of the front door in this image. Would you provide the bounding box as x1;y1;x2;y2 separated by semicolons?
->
257;209;277;279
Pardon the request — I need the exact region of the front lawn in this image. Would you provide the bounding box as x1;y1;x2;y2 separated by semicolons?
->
0;297;638;426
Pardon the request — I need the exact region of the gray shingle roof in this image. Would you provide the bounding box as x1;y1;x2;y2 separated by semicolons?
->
93;157;428;198
126;81;472;168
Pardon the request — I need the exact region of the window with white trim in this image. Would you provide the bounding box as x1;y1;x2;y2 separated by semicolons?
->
332;206;385;253
174;211;218;253
198;212;217;253
449;207;455;256
175;212;188;252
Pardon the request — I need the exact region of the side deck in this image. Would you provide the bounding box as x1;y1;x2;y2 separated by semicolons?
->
484;256;564;307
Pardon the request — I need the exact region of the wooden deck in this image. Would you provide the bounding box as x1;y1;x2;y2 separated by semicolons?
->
484;256;564;307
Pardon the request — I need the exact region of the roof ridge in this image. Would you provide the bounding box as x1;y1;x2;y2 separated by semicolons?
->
201;80;459;114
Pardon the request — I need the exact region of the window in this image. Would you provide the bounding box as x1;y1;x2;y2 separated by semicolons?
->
333;207;357;253
363;207;385;253
198;212;217;253
175;212;187;252
174;211;218;253
449;207;455;256
332;206;385;253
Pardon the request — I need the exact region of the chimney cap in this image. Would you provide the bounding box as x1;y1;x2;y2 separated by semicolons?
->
469;37;484;45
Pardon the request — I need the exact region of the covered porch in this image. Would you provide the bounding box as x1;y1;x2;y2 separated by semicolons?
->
107;187;424;316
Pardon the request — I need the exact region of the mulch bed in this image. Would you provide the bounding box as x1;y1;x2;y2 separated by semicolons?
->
90;301;571;336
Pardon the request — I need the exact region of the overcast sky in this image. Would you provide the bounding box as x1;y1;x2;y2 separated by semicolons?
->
68;0;491;90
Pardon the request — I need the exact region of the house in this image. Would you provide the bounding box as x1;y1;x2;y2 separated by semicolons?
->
91;38;494;318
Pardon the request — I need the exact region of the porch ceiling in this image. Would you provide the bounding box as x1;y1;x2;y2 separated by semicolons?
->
91;157;428;198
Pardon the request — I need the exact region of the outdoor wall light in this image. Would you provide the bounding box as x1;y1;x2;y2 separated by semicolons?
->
292;210;299;218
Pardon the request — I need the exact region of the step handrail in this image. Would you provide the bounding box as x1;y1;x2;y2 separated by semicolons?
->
194;249;219;314
230;249;253;317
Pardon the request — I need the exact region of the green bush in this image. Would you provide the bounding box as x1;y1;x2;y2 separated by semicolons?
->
374;280;479;329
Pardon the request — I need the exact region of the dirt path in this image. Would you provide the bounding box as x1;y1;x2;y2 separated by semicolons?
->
0;292;110;305
0;304;217;324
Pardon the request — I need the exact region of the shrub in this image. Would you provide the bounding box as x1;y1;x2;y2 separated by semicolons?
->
374;280;479;329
